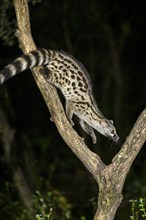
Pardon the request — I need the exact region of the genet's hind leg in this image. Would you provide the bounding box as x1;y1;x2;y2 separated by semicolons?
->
79;119;97;144
65;100;74;126
39;66;56;122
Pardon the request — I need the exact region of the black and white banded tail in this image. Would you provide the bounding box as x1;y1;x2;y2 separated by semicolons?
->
0;47;120;143
0;48;52;84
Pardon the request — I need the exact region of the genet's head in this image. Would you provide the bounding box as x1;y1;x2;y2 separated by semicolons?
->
95;119;119;142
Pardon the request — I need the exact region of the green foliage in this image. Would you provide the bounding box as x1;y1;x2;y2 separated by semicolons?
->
0;183;72;220
0;0;42;46
80;216;87;220
89;197;97;213
0;0;16;46
0;182;24;220
129;198;146;220
32;190;72;220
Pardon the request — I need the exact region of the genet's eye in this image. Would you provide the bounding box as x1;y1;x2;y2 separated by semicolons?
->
111;130;115;135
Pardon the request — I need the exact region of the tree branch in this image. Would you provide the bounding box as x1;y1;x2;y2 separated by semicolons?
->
13;0;104;177
112;108;146;191
93;109;146;220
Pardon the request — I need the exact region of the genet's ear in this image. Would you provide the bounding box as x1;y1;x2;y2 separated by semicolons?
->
110;120;114;124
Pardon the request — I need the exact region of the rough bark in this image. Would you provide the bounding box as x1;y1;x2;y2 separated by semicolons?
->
94;108;146;220
10;0;146;219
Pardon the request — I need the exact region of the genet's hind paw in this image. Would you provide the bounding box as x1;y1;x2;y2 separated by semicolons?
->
91;134;97;144
69;119;74;126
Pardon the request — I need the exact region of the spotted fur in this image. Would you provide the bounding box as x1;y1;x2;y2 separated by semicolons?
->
0;48;119;143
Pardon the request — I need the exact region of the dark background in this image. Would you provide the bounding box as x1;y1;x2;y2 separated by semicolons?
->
0;0;146;219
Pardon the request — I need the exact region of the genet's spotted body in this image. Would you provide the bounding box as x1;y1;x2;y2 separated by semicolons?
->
0;48;119;143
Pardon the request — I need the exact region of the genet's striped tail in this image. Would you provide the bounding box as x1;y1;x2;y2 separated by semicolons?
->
0;48;50;84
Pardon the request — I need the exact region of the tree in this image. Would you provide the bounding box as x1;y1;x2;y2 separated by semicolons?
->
0;0;146;219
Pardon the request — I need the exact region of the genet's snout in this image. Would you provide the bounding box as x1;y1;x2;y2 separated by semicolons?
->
113;134;119;142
